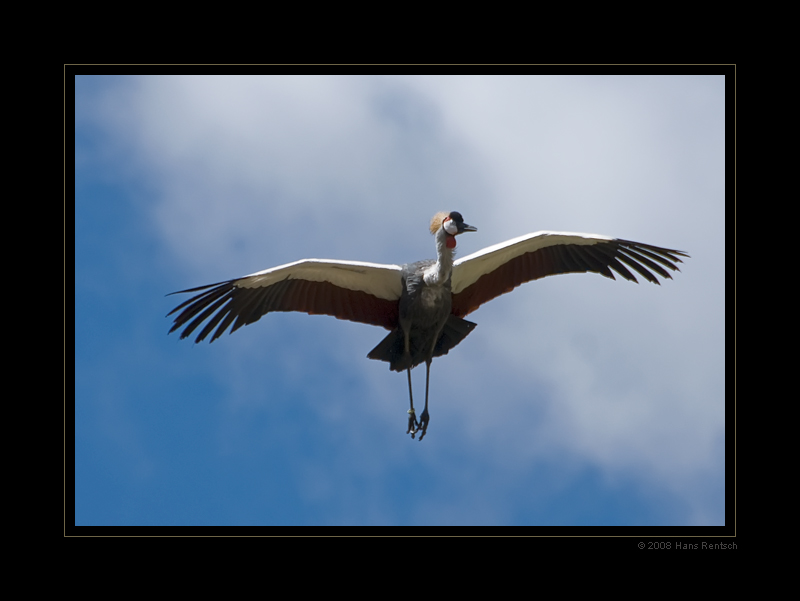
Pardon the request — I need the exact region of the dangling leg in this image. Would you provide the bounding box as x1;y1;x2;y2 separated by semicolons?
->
406;367;419;438
401;326;420;439
418;359;432;441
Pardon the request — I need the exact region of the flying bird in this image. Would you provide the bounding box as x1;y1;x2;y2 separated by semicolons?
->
168;211;687;441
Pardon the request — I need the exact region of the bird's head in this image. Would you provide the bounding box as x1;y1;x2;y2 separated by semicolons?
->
430;211;477;248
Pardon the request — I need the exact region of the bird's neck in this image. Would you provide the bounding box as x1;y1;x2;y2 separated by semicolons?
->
424;228;455;286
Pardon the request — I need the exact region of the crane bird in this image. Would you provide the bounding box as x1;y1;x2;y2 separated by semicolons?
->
167;211;687;441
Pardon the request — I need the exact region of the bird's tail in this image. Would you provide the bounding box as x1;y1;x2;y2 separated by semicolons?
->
433;315;477;358
366;328;407;371
367;315;477;372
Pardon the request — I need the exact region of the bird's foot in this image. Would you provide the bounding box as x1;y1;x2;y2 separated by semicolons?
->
417;410;429;441
407;409;419;439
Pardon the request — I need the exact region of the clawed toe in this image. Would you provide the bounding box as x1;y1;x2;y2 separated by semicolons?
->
407;409;419;439
417;411;429;441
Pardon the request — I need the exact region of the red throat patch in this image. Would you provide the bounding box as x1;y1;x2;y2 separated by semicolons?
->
446;235;457;249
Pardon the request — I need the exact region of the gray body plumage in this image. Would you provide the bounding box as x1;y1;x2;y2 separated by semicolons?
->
367;260;477;371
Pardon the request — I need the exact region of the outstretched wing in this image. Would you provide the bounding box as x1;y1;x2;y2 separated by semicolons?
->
168;259;404;343
451;231;688;318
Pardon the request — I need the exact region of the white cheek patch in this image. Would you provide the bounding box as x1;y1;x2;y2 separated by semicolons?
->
443;218;458;235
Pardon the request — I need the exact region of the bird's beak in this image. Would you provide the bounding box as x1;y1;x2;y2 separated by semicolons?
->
460;223;477;234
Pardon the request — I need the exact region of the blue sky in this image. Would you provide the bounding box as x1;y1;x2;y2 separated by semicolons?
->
74;74;726;527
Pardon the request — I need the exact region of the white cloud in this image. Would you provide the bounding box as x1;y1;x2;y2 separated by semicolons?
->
83;74;724;524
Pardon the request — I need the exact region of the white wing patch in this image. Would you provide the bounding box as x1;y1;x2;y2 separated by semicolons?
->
451;231;613;295
237;259;404;301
